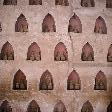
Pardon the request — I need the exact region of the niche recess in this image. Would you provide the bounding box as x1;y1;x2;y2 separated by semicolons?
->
27;42;41;61
53;100;67;112
81;42;94;61
94;16;107;34
39;70;53;90
67;70;81;90
107;44;112;62
0;41;14;60
81;0;95;7
42;13;56;32
3;0;17;5
68;13;82;33
81;101;93;112
15;14;28;32
94;71;107;90
0;100;12;112
29;0;42;5
27;100;41;112
55;0;69;6
13;69;27;90
54;42;68;61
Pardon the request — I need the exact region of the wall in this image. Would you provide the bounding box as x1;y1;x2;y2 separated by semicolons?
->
0;0;112;112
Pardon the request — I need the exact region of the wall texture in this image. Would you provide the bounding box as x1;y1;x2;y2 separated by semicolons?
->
0;0;112;112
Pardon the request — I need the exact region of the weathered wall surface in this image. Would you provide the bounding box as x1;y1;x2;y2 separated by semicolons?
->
0;0;112;112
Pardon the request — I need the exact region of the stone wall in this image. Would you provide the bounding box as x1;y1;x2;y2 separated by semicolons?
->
0;0;112;112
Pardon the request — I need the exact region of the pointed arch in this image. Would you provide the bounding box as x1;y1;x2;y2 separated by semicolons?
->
29;0;42;5
94;71;107;90
106;0;112;8
81;101;93;112
107;101;112;112
54;42;68;61
42;13;56;32
1;41;14;60
3;0;17;5
67;70;81;90
27;100;41;112
68;13;82;33
0;100;12;112
15;14;28;32
55;0;69;6
53;100;67;112
13;69;27;90
94;16;107;34
0;22;2;32
81;42;94;61
107;44;112;62
39;70;53;90
27;42;41;61
81;0;95;7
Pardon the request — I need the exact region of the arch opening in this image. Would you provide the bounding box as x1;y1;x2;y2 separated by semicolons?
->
53;100;67;112
27;100;41;112
81;0;95;7
94;71;107;90
55;0;69;6
39;70;54;90
94;16;107;34
29;0;42;5
107;44;112;62
81;42;94;61
54;42;68;61
0;100;12;112
68;13;82;33
67;70;81;90
3;0;17;5
81;101;93;112
106;0;112;8
0;22;2;32
13;69;27;90
15;14;28;32
107;102;112;112
27;42;41;61
42;13;56;32
0;41;14;60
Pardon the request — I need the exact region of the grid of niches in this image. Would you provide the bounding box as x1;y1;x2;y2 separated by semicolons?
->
0;0;112;8
0;5;112;62
2;69;109;91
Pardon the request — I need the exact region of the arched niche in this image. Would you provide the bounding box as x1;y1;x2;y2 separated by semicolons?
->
15;14;28;32
55;0;69;6
81;101;93;112
94;71;107;90
53;100;67;112
81;0;95;7
107;101;112;112
27;42;41;61
106;0;112;8
29;0;42;5
0;100;12;112
27;100;41;112
42;13;56;32
68;13;82;33
94;16;107;34
13;69;27;90
107;44;112;62
3;0;17;5
67;70;81;90
54;42;68;61
81;42;94;61
39;70;54;90
0;22;2;32
0;41;14;60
